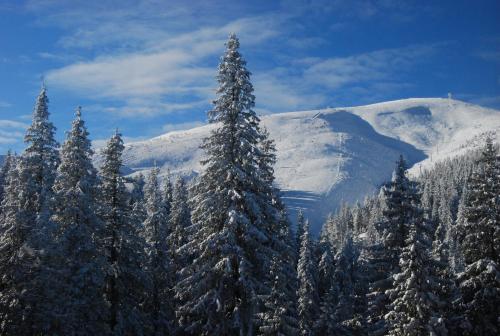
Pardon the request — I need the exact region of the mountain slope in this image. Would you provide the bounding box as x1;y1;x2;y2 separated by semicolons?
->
104;98;500;234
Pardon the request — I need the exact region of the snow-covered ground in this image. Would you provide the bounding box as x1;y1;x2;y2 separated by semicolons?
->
96;98;500;234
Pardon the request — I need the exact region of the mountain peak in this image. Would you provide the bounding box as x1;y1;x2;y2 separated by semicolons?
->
99;98;499;234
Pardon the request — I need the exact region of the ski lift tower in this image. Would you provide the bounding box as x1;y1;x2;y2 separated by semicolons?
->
448;92;452;107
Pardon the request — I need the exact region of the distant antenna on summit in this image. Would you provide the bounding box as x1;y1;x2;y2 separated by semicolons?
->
448;92;452;107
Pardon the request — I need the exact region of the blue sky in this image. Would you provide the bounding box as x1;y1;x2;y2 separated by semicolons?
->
0;0;499;153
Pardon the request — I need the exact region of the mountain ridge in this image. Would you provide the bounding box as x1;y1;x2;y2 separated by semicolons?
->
96;97;500;234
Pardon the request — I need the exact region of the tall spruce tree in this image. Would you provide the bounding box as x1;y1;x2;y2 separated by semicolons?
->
296;209;306;253
366;155;418;335
0;150;13;209
46;107;108;335
296;219;319;336
175;33;279;336
457;138;500;335
258;201;299;336
316;236;335;300
385;198;447;336
257;127;299;336
316;236;362;336
168;177;191;274
258;252;299;336
0;157;42;335
0;87;59;334
22;86;60;230
143;167;173;335
99;131;150;335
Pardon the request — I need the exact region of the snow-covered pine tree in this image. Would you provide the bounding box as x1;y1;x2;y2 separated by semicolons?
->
380;155;419;264
99;131;150;334
352;202;364;234
457;138;500;335
257;128;299;336
0;156;42;335
316;237;335;300
258;199;300;335
365;155;418;335
431;192;461;333
167;176;191;333
129;173;147;226
168;176;191;274
0;87;60;334
315;236;364;335
258;252;299;336
296;219;319;336
296;209;306;255
21;85;60;231
335;236;365;335
143;166;173;335
0;150;14;212
449;184;469;273
385;195;447;336
162;171;173;226
313;275;338;335
175;33;278;335
46;107;108;335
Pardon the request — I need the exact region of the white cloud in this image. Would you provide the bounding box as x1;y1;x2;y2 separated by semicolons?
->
44;12;283;117
0;101;12;108
36;1;442;117
303;44;437;90
0;120;28;145
251;44;440;112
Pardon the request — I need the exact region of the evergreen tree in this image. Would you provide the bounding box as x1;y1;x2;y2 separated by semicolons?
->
296;219;319;336
21;86;60;229
366;155;418;335
168;177;191;273
168;176;191;331
315;236;364;335
316;237;335;299
175;33;278;335
143;167;173;335
0;87;60;334
99;131;150;335
257;128;299;336
432;192;461;334
258;201;299;336
0;150;13;209
296;209;306;254
379;155;419;264
0;157;42;335
385;202;447;335
130;173;147;226
335;237;365;335
162;172;173;228
449;184;468;273
46;107;108;335
457;138;500;335
258;254;299;336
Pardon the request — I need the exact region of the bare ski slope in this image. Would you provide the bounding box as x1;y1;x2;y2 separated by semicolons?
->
104;98;500;234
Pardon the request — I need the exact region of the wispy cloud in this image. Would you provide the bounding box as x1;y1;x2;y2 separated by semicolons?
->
0;101;12;108
36;0;443;117
0;120;28;145
253;43;441;112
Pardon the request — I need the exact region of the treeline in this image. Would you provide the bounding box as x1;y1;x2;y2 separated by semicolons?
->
318;146;499;335
0;34;499;336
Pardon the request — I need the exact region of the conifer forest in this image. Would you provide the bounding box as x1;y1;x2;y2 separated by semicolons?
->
0;34;499;336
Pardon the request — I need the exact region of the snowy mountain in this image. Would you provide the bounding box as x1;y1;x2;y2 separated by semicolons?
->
98;98;500;234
